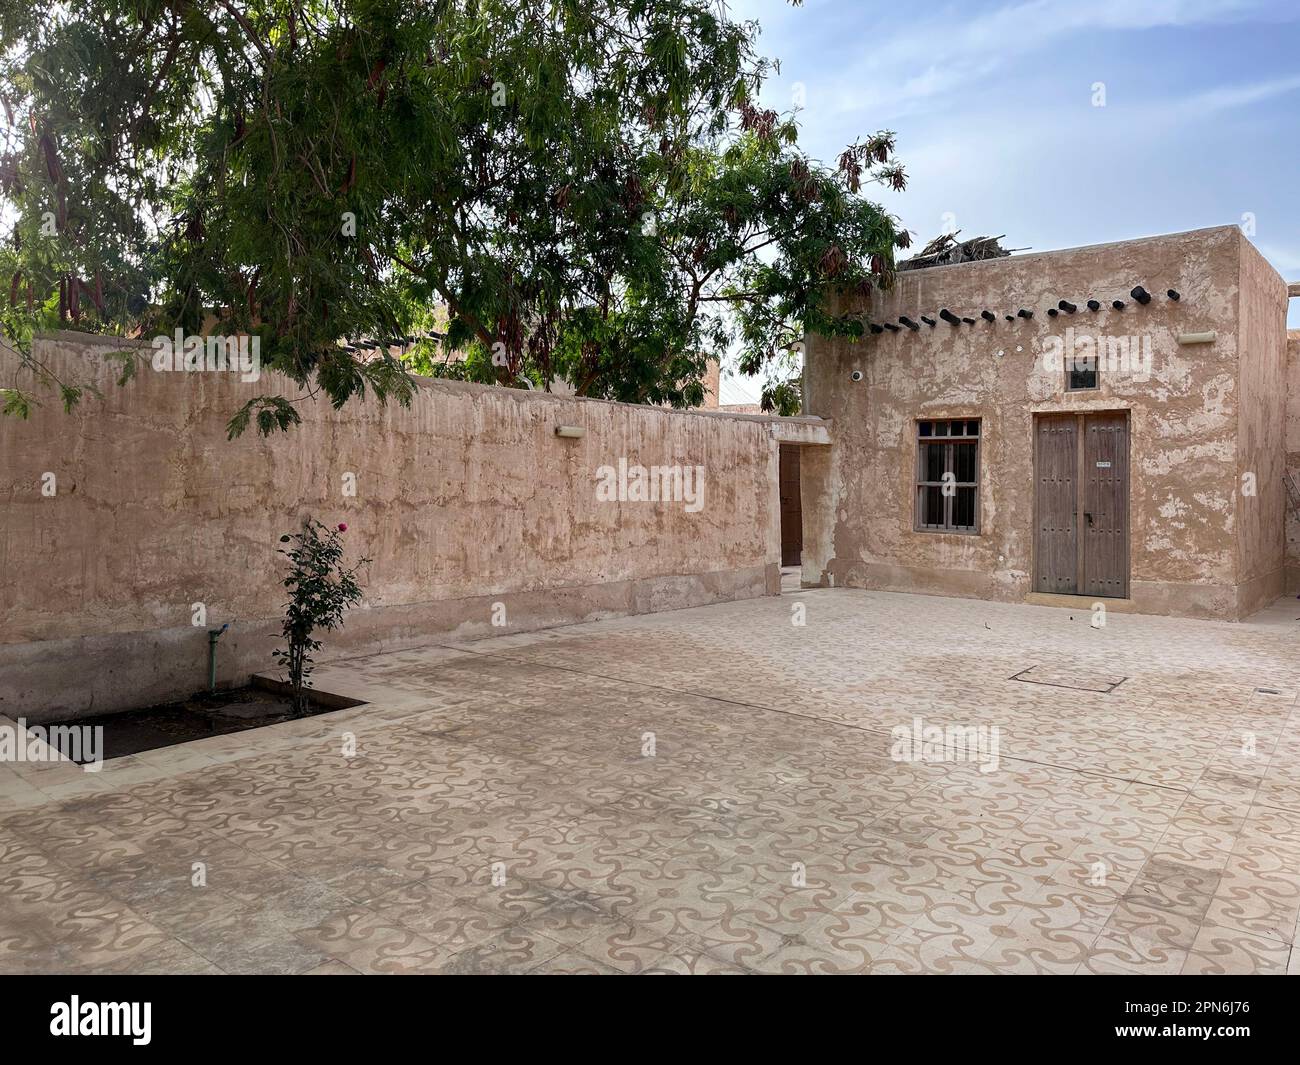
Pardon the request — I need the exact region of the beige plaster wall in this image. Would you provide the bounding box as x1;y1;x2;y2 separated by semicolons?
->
804;225;1286;620
1234;238;1290;616
1;334;783;720
1287;331;1300;593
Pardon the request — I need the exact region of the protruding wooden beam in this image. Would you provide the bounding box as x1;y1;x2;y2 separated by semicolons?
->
1112;299;1125;310
1086;299;1101;311
939;308;961;325
1017;308;1033;319
1058;300;1077;313
961;316;975;324
883;322;900;332
981;310;996;322
899;316;920;331
1130;285;1151;305
1166;289;1181;301
1047;308;1059;317
1289;282;1300;297
921;315;936;327
869;323;884;334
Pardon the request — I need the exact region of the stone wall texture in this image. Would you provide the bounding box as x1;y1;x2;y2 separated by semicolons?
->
1;334;784;720
803;225;1291;620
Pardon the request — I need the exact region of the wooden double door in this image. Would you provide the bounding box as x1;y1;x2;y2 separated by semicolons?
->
1033;412;1129;598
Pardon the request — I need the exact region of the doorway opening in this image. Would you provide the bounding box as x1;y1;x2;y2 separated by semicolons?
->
779;442;802;592
1033;411;1130;597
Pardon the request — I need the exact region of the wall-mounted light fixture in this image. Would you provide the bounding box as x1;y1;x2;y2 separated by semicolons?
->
555;425;587;439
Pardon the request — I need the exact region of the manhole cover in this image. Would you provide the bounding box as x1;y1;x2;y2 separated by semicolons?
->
1010;665;1126;693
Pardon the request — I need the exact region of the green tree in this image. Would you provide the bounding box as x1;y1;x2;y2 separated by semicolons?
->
273;520;369;715
0;0;905;429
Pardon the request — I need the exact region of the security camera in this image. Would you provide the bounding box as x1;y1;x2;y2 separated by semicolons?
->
850;369;863;382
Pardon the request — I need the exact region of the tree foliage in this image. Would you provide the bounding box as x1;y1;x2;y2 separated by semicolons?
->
0;0;906;428
273;520;368;715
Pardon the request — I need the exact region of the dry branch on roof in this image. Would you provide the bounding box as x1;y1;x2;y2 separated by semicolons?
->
899;232;1021;271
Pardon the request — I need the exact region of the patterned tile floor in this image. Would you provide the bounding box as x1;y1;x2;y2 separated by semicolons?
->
3;589;1299;975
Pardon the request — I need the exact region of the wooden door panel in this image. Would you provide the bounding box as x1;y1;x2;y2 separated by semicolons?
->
1081;412;1129;597
779;443;802;567
1034;416;1078;593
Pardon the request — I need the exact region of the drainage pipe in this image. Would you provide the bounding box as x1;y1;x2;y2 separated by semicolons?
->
207;623;229;693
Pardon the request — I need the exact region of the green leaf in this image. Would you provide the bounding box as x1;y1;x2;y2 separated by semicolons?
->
0;388;34;419
104;349;140;387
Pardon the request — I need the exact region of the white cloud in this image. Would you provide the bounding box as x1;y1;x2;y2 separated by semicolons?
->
832;0;1293;113
1175;73;1300;116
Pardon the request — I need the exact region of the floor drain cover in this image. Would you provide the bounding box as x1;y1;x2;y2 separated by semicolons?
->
1010;665;1126;693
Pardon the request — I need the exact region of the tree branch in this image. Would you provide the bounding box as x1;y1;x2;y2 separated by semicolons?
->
217;1;273;65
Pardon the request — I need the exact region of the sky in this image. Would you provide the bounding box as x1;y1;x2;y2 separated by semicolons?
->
719;0;1300;404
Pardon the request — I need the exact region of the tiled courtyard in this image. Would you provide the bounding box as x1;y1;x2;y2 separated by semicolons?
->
3;589;1299;975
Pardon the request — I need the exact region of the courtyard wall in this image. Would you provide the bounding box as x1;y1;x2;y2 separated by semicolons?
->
1;333;793;720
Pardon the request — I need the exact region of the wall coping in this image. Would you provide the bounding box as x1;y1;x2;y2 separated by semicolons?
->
29;329;830;434
892;224;1251;282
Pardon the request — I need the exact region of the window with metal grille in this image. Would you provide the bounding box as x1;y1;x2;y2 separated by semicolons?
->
915;419;980;532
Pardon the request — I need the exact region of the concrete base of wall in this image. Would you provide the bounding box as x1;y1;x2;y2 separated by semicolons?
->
1235;567;1287;619
0;564;779;723
829;559;1013;604
827;558;1254;621
1127;580;1239;620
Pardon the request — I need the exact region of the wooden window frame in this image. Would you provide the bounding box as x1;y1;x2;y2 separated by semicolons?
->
914;419;981;534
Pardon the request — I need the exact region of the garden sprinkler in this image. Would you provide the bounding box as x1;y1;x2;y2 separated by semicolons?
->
207;623;230;694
